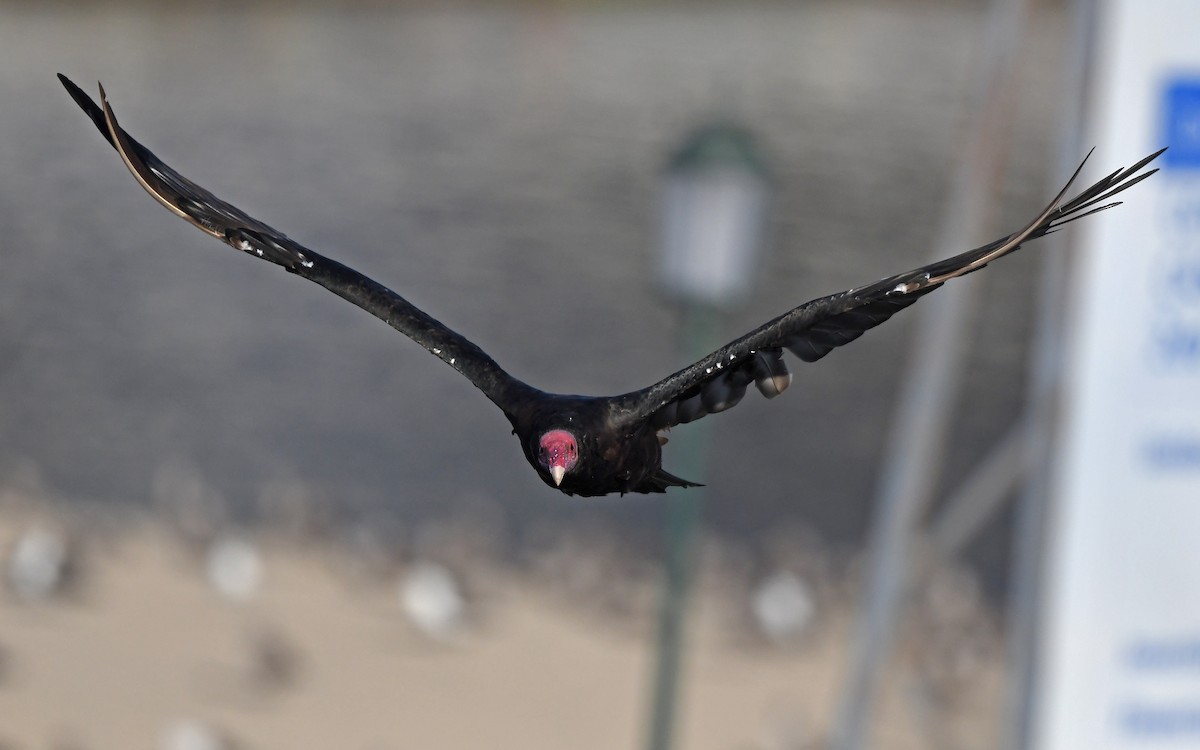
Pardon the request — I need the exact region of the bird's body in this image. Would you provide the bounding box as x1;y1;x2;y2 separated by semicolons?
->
507;395;698;496
58;75;1163;497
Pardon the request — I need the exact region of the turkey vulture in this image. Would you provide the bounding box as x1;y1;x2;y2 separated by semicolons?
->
59;75;1162;497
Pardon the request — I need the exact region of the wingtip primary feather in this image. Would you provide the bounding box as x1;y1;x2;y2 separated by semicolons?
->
59;73;116;149
1126;147;1168;177
1047;148;1164;230
94;81;209;232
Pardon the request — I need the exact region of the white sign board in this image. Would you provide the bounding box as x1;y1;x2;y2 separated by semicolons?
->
1036;1;1200;749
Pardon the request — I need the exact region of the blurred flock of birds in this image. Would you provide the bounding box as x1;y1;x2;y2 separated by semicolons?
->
0;468;1001;750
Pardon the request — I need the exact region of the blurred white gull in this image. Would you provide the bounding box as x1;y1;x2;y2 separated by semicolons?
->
161;719;237;750
6;525;73;601
401;560;466;640
205;535;262;602
751;570;816;644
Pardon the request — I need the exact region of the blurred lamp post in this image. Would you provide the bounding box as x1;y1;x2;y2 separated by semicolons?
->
660;123;770;306
647;123;769;750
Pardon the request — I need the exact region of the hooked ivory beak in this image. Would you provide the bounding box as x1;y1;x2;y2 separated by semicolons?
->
550;465;566;486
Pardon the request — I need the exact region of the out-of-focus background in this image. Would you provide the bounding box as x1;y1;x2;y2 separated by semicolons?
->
0;0;1187;749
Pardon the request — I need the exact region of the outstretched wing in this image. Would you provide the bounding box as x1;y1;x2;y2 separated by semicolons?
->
59;74;537;414
613;148;1164;431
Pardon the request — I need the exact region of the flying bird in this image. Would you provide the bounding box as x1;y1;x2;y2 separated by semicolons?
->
59;75;1162;497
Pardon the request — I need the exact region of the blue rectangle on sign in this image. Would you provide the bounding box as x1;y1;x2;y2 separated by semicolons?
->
1162;77;1200;169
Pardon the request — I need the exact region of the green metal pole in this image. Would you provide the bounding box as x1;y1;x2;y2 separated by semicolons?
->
645;302;721;750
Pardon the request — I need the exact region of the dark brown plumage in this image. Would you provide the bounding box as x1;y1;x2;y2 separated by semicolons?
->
59;74;1163;496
